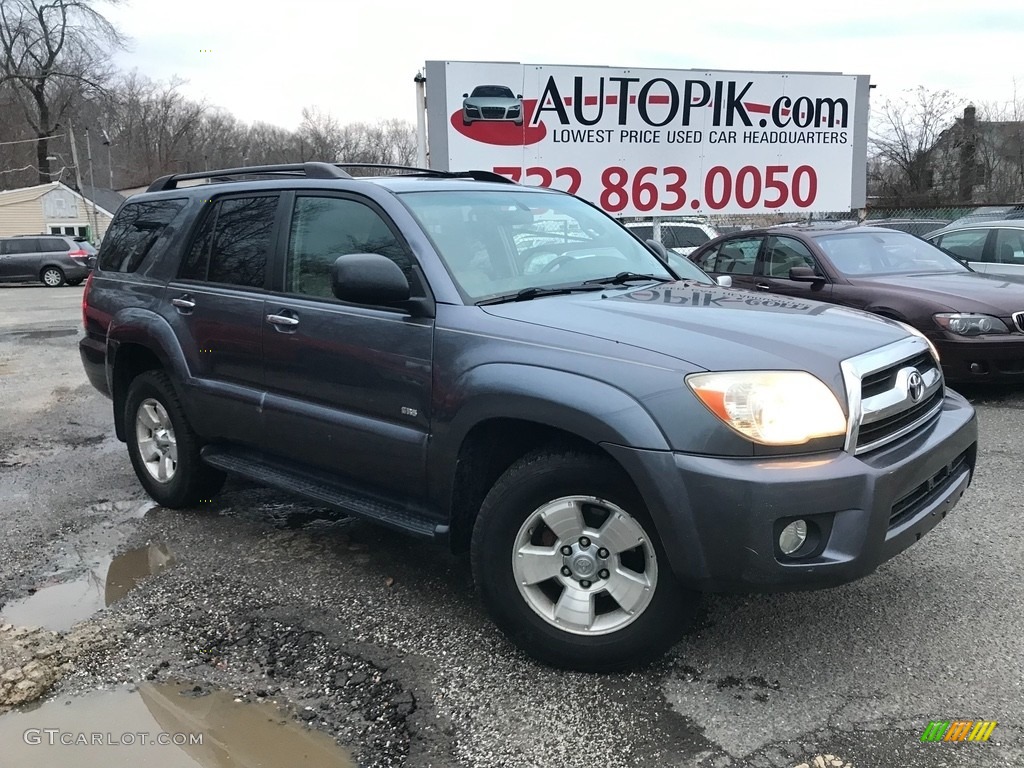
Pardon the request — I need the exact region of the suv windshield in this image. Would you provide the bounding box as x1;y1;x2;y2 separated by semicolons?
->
400;190;708;301
816;231;969;276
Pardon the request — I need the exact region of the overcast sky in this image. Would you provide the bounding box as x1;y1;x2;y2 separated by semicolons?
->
101;0;1024;130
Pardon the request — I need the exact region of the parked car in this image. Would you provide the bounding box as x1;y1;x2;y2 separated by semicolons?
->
462;85;524;125
0;234;95;286
862;218;951;238
690;224;1024;382
80;163;977;670
924;220;1024;277
942;204;1024;230
624;221;719;256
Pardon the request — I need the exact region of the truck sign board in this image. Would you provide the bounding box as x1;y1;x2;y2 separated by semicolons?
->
425;61;870;216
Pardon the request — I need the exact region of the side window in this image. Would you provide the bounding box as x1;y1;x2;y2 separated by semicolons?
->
763;236;820;278
667;226;711;250
41;238;68;252
6;239;40;254
100;199;187;272
180;196;278;288
715;237;762;275
694;244;721;272
934;229;987;262
628;225;654;241
993;229;1024;264
285;196;414;299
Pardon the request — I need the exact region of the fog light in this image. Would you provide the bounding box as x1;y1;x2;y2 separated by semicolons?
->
779;520;808;555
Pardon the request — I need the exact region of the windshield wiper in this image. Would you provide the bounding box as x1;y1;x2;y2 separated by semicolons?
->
476;284;605;305
582;271;673;286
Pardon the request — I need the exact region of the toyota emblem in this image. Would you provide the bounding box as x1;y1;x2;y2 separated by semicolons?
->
907;370;925;403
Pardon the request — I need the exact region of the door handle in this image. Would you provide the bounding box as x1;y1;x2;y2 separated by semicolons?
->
755;283;771;291
171;296;196;311
266;313;300;327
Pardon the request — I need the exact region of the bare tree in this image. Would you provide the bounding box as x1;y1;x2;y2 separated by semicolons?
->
976;82;1024;202
297;110;417;168
299;106;343;160
0;0;125;184
869;87;964;205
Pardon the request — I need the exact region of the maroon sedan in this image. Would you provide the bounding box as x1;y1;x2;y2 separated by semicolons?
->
688;224;1024;383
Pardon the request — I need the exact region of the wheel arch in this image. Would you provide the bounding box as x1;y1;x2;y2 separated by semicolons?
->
434;364;672;554
108;310;191;441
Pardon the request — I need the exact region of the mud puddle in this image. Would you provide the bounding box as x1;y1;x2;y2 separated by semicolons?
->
1;543;174;632
0;681;355;767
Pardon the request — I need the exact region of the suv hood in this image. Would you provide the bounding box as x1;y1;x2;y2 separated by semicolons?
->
481;282;912;380
855;271;1024;314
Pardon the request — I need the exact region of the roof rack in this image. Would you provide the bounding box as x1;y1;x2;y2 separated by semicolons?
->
146;162;353;192
333;164;515;184
145;161;518;193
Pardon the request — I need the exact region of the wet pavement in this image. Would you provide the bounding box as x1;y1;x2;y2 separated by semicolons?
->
0;680;355;767
1;284;1023;768
1;540;174;631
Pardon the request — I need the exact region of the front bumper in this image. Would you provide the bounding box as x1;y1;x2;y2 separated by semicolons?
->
936;335;1024;381
603;389;978;592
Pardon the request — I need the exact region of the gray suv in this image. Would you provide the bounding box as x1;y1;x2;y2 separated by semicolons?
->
79;162;978;670
0;235;95;286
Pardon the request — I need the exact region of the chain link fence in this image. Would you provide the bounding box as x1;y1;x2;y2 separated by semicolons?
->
625;203;1021;237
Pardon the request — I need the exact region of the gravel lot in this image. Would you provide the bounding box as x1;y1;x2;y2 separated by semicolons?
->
1;283;1022;768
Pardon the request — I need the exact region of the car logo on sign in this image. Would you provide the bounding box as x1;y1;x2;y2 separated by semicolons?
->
907;370;925;403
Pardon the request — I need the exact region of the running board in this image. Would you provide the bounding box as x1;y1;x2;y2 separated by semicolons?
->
201;445;444;539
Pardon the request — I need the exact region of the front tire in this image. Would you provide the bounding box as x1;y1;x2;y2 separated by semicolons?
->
471;449;696;671
41;267;65;287
124;370;225;508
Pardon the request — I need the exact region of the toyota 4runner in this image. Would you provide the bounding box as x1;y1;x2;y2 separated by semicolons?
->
80;162;978;671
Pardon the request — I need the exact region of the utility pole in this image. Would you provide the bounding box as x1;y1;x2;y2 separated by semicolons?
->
85;127;100;243
102;129;113;188
414;71;428;168
67;121;84;193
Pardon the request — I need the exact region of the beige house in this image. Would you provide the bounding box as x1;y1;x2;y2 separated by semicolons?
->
0;182;124;243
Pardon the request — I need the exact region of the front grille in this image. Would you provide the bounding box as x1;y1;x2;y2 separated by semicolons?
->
889;450;969;529
1013;311;1024;333
856;389;943;449
860;352;935;399
843;338;945;455
481;107;506;119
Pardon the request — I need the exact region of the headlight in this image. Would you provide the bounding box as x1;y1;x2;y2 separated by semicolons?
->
893;320;941;363
933;313;1008;336
686;371;847;445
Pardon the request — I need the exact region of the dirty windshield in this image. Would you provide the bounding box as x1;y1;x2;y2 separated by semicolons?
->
401;189;709;302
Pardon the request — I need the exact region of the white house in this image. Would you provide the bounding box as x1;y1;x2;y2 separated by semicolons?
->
0;182;125;243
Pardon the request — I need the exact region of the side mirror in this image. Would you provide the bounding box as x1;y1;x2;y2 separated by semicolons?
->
789;266;825;283
516;94;523;99
646;239;669;263
86;255;97;270
715;275;733;288
462;93;469;98
331;254;410;306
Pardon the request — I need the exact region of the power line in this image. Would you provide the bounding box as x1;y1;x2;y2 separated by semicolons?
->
0;164;70;176
0;134;66;147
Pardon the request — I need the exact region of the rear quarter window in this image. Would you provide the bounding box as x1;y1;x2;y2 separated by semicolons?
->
39;238;69;251
99;199;188;273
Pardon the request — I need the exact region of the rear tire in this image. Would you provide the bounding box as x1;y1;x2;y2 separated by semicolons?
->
124;370;225;508
471;449;696;671
40;267;65;287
